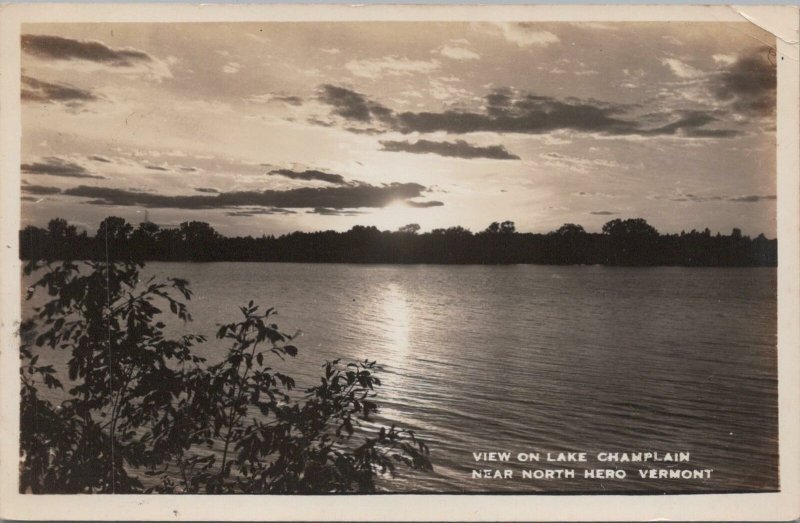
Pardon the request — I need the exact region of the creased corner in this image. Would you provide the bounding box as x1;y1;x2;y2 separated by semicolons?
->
731;5;799;46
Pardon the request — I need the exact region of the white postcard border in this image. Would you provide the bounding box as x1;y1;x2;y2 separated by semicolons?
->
0;5;797;521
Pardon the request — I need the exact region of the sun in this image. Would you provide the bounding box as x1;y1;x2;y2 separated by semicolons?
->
370;200;418;231
384;200;408;211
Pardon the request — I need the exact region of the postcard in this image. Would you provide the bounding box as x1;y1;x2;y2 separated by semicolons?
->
0;4;798;521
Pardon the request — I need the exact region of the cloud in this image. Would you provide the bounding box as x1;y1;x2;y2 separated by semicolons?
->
320;48;341;55
574;191;617;198
635;110;740;138
653;48;775;120
728;195;776;203
80;154;202;175
318;84;394;123
379;139;519;160
194;187;219;193
491;23;559;47
317;86;739;138
662;35;684;47
683;128;739;138
540;152;620;173
222;61;241;74
345;56;440;79
62;181;441;210
275;95;303;106
438;45;480;61
22;184;62;195
307;117;335;128
662;192;776;203
22;34;152;66
713;46;776;115
393;91;634;135
589;211;617;215
22;157;105;179
308;207;365;216
394;92;734;138
22;33;172;80
427;78;475;103
21;75;97;105
712;54;737;66
406;200;444;208
268;168;348;185
662;58;703;79
247;94;304;106
226;207;297;217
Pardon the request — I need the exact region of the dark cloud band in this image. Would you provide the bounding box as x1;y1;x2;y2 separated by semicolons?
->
317;85;741;139
22;157;105;179
268;168;348;185
22;184;62;195
728;195;776;203
22;34;152;66
308;207;365;216
379;139;520;160
318;84;394;124
668;194;776;203
226;208;297;217
21;75;97;105
62;181;442;210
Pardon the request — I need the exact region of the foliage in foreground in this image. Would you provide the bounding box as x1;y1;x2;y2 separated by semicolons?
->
19;259;431;494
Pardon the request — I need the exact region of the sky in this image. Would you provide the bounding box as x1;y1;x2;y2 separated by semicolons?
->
20;22;777;237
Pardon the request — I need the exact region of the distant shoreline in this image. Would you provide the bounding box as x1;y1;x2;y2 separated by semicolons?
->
20;216;778;267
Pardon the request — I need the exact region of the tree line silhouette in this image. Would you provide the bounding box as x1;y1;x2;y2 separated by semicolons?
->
20;216;777;266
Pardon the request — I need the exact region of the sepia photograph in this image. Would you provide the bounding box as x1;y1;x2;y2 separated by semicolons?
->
1;4;799;521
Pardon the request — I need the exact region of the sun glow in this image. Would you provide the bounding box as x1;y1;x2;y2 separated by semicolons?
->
370;200;418;232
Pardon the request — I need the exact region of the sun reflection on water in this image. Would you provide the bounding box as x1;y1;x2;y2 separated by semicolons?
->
380;283;410;356
373;282;417;428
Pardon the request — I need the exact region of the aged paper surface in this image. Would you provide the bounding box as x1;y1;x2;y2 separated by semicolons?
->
0;4;798;521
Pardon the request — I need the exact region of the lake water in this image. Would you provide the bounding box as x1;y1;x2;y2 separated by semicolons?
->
24;263;779;493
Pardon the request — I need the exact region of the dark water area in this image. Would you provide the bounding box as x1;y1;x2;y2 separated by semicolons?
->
22;263;778;493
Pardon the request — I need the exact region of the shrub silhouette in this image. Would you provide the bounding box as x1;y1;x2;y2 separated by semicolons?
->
19;259;431;494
